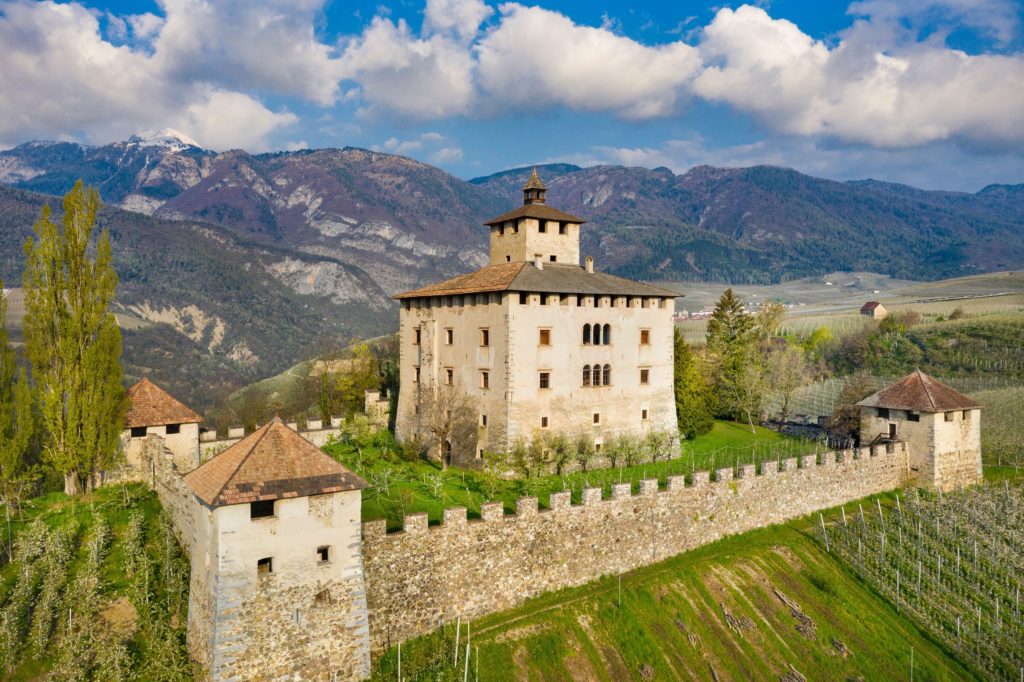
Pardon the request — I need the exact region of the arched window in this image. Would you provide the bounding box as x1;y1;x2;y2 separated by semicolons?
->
583;324;591;345
603;324;611;345
582;365;591;387
603;364;611;386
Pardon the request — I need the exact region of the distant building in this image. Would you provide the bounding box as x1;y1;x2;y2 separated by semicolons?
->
183;416;370;680
393;169;679;466
857;370;982;491
860;301;887;319
122;377;203;472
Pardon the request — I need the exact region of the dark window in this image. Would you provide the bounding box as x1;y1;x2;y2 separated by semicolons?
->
413;328;421;345
480;371;489;389
641;409;649;421
962;410;970;420
539;221;546;233
594;442;602;452
583;324;591;345
445;328;453;345
541;416;549;428
539;372;550;389
945;411;955;422
445;368;453;385
593;413;600;425
251;500;275;519
559;223;567;235
317;546;330;564
877;408;890;419
519;292;529;305
413;366;420;383
257;557;273;574
907;412;920;422
166;423;181;435
640;329;650;345
539;329;551;345
603;364;611;386
549;255;557;262
640;369;650;384
888;424;897;439
582;365;591;386
603;324;611;345
130;426;146;438
480;329;489;347
506;255;511;262
540;293;549;305
480;414;488;427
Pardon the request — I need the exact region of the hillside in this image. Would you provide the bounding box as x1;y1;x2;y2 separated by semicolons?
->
0;185;393;411
3;139;1024;294
371;510;975;681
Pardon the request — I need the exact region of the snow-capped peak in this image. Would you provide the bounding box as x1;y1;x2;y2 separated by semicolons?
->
127;128;202;151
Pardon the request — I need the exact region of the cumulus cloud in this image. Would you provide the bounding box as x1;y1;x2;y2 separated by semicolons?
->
694;5;1024;150
475;4;702;119
423;0;492;41
372;131;461;165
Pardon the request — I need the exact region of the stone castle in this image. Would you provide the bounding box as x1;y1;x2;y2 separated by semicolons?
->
112;178;984;680
121;366;982;681
394;170;679;465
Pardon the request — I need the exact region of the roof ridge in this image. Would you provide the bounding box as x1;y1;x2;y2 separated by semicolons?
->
210;421;274;505
916;369;938;411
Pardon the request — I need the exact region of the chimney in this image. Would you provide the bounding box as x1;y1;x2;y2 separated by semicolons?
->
534;255;544;270
585;256;594;273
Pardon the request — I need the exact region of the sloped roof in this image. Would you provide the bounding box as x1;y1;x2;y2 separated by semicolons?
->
394;262;679;299
860;301;883;312
125;377;203;428
523;167;546;191
184;416;367;507
483;203;585;226
856;370;982;412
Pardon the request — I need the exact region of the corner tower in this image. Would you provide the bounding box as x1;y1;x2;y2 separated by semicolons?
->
486;168;585;266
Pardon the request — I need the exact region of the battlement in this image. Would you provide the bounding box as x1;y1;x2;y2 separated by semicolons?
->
199;417;346;457
360;442;910;653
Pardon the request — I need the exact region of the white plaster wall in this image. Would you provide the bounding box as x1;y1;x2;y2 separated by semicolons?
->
123;422;200;473
489;219;580;265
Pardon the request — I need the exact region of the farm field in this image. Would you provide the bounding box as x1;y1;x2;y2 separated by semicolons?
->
369;500;979;681
325;421;817;531
822;483;1024;681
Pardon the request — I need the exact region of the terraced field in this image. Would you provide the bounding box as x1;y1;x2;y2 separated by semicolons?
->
371;509;975;681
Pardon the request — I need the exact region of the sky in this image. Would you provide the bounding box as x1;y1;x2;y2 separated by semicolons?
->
1;0;1023;191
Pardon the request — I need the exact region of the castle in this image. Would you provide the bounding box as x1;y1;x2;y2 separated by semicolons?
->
393;169;679;465
120;363;983;681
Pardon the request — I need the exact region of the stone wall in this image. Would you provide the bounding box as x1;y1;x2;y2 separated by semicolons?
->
199;424;343;460
361;442;911;653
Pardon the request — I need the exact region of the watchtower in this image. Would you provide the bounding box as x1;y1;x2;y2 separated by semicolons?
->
857;370;982;490
122;377;202;472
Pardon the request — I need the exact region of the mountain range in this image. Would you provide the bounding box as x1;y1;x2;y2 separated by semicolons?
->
2;131;1023;410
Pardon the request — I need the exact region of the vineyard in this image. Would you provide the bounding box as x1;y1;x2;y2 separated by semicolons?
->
819;484;1024;681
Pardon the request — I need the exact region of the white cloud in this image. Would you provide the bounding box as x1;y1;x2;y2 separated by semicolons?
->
373;131;459;161
127;12;165;42
429;146;464;164
475;4;702;119
423;0;492;41
693;5;1024;150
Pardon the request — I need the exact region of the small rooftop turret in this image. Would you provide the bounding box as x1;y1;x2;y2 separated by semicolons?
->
523;166;547;204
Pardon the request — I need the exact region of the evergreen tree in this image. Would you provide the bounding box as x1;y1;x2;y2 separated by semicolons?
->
705;289;762;424
706;288;754;356
673;328;713;439
22;181;126;494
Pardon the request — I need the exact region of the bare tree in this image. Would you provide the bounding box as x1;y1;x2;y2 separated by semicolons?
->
418;385;477;470
765;345;810;426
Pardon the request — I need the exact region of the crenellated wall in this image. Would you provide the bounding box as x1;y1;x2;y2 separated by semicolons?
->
361;442;911;653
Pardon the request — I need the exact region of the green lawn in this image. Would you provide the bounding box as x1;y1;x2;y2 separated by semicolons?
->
370;498;976;681
324;420;818;530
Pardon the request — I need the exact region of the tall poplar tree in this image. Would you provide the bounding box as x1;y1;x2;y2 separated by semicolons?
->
22;181;126;494
1;280;36;556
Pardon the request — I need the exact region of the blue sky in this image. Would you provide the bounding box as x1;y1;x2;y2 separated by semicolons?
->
1;0;1023;190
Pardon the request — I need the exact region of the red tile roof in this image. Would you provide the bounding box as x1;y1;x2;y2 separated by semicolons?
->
125;377;202;428
857;370;982;412
483;203;585;225
183;416;366;507
860;301;883;312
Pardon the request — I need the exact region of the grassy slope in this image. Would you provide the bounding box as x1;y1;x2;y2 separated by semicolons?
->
326;421;816;531
0;484;195;680
371;499;976;681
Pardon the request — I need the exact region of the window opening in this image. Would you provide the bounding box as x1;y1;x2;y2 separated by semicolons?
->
317;546;330;564
251;500;275;519
257;557;273;574
539;372;550;389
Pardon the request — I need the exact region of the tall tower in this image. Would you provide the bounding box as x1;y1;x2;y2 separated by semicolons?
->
486;169;585;266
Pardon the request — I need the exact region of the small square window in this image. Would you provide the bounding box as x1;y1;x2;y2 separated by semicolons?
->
519;292;529;305
962;410;970;420
640;369;650;384
593;412;600;425
539;372;550;389
907;412;920;422
445;328;453;345
130;426;146;438
539;222;546;233
257;557;273;574
445;368;454;385
251;500;275;519
480;329;490;347
539;329;551;345
549;255;557;262
641;409;649;421
559;223;567;235
317;546;330;564
594;442;602;452
877;408;890;419
506;255;511;262
166;423;181;435
413;328;421;345
945;411;955;422
640;329;651;345
480;371;490;389
541;416;549;428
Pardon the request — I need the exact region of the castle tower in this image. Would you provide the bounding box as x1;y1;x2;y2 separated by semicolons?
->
857;370;982;490
395;168;679;466
122;377;203;472
183;417;371;681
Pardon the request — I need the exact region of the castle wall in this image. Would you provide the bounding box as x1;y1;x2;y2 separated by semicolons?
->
488;218;580;265
124;422;200;472
361;442;911;653
200;425;343;460
205;492;371;682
